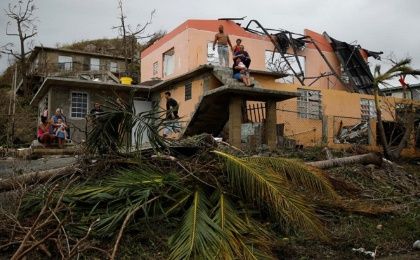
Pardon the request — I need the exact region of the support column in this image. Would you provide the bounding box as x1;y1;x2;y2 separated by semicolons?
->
265;100;277;151
322;115;328;145
229;96;242;149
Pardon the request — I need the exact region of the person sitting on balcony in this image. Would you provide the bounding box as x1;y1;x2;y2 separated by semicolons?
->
233;45;251;68
233;57;253;87
37;116;55;146
212;25;233;67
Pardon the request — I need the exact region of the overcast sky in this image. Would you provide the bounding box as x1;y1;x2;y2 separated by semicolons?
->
1;0;419;84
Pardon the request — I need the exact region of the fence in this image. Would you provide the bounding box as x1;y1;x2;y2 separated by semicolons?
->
245;103;324;147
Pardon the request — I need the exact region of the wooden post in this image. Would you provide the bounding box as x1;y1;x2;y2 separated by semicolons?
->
229;96;242;149
265;100;277;151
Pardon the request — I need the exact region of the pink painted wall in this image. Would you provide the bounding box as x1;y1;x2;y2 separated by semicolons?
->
141;20;349;91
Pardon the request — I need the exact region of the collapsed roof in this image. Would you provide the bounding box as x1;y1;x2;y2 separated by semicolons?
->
324;33;380;94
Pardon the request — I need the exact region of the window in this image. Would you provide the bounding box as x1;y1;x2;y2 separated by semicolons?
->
265;50;305;83
185;82;192;101
360;98;376;121
71;92;88;118
297;89;321;119
90;58;100;71
207;42;219;65
58;56;73;71
163;48;175;77
109;62;118;72
153;61;159;76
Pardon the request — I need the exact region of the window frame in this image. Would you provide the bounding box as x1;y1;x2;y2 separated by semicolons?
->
360;98;376;121
163;48;175;77
185;82;192;101
58;55;73;71
297;89;321;119
70;91;89;119
109;61;118;73
153;61;159;76
90;58;100;71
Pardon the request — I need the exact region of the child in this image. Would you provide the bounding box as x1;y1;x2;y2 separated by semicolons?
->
55;118;67;148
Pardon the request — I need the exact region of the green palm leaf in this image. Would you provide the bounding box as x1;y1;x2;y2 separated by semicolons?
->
214;150;326;238
212;193;276;259
169;190;224;260
245;156;338;198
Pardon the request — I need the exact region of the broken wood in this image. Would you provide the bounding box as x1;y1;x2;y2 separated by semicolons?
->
306;153;382;169
0;165;76;192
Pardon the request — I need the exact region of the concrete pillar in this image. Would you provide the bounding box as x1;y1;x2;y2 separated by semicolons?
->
229;96;242;149
265;100;277;151
368;118;377;146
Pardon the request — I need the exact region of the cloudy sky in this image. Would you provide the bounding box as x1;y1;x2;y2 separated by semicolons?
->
1;0;419;84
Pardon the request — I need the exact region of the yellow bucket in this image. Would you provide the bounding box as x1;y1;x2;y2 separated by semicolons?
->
120;77;133;85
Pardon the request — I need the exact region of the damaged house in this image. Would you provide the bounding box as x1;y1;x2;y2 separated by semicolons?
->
26;19;420;155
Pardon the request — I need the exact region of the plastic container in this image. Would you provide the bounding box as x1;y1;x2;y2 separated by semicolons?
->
120;77;133;85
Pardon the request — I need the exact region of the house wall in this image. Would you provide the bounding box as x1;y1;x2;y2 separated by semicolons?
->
46;86;129;143
31;49;126;75
141;21;349;92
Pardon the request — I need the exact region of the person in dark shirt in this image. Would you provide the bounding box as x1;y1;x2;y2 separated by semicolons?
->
164;92;180;137
90;102;104;118
165;92;179;119
233;45;251;68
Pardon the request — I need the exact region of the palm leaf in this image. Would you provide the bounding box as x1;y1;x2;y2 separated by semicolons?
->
168;190;224;260
86;94;170;155
214;150;326;238
245;157;338;199
212;193;277;259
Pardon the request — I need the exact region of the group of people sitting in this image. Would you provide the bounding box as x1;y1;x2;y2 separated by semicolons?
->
37;108;70;148
213;25;253;87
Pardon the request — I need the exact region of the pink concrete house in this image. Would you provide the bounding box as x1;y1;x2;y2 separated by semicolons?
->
139;19;420;156
141;19;352;91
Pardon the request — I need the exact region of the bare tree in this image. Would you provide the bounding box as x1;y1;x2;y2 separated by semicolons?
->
113;0;155;82
1;0;37;98
373;58;420;160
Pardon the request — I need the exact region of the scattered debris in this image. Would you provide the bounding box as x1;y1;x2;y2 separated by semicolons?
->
352;247;377;258
335;121;369;144
414;240;420;250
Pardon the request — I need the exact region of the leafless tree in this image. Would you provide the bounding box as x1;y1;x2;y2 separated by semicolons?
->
113;0;155;81
1;0;37;98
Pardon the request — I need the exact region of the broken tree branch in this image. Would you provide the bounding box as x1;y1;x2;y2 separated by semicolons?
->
0;165;77;192
306;153;382;169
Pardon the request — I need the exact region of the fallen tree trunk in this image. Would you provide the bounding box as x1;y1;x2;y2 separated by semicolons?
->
306;153;382;169
0;165;76;192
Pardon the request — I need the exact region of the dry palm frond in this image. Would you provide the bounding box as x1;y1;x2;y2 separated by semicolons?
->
168;190;224;260
246;156;338;199
214;150;326;238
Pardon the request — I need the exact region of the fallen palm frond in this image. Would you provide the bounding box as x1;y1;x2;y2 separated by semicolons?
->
168;190;224;260
5;146;341;259
212;192;277;259
246;156;338;198
214;150;327;238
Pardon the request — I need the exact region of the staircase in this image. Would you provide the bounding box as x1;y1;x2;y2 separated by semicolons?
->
212;66;263;89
